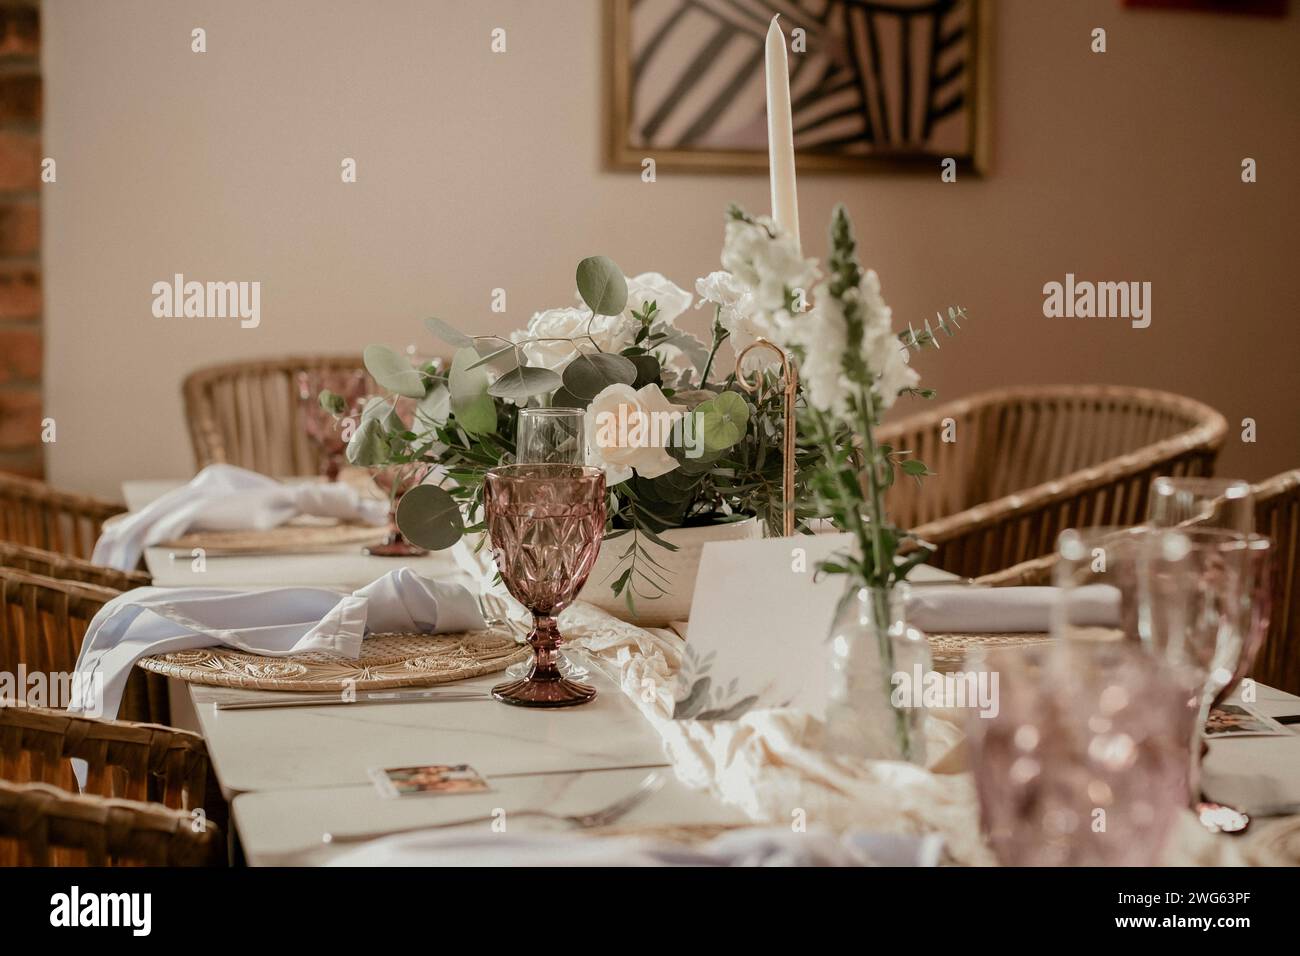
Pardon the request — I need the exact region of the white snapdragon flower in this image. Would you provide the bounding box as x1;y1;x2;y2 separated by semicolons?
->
792;281;852;415
720;217;817;317
695;270;776;370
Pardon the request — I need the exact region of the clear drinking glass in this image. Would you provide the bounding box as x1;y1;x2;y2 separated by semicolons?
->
483;464;606;707
1147;477;1254;533
1052;526;1157;643
515;408;586;466
1136;528;1265;802
967;642;1192;866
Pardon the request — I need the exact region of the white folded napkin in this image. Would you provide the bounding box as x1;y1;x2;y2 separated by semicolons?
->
70;568;484;721
91;463;389;571
325;826;944;867
905;585;1119;634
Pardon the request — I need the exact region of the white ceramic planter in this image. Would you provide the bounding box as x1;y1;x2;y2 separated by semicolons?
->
578;516;765;626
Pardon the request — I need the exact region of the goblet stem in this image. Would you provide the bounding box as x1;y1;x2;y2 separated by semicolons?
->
527;614;564;681
491;613;597;708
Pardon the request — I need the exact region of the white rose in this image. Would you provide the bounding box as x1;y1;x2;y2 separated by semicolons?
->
513;307;637;374
585;383;686;485
625;272;692;325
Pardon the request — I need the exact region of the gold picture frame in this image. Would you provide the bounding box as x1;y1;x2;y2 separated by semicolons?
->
606;0;993;176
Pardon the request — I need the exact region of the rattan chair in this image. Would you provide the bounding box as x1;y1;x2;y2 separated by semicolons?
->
0;568;168;725
182;354;370;475
0;541;150;591
0;473;125;561
878;385;1227;578
0;780;221;866
1253;469;1300;695
976;468;1300;695
0;704;224;866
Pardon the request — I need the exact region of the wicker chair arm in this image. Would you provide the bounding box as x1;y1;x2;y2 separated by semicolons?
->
0;779;221;866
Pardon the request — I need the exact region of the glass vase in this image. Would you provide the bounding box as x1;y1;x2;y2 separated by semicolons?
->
824;583;929;765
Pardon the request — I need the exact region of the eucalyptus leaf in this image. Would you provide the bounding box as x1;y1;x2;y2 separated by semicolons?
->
550;386;589;410
394;484;465;551
364;344;425;398
415;384;450;429
697;390;750;452
575;256;628;317
345;416;390;466
423;317;475;349
467;344;519;373
656;328;713;378
629;354;661;389
448;346;497;436
561;352;638;400
487;364;563;400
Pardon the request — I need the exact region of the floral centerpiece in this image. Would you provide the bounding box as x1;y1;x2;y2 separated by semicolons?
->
327;248;828;621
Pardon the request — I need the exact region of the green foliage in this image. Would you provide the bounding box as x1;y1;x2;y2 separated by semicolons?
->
561;352;638;402
696;391;750;453
575;256;629;316
395;484;465;551
363;344;426;398
448;347;497;436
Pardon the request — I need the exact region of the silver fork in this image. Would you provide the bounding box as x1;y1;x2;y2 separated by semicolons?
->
322;771;666;845
480;590;525;642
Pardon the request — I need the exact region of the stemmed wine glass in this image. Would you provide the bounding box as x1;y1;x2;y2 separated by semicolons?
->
1146;476;1253;533
297;368;368;482
483;464;606;707
1136;528;1271;810
365;462;431;557
502;408;592;680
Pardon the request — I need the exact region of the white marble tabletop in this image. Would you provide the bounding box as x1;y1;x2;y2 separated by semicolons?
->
181;667;672;798
232;766;748;866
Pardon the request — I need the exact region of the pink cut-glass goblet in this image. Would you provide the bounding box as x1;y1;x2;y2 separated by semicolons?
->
483;464;606;707
365;462;431;557
297;368;368;482
967;642;1193;866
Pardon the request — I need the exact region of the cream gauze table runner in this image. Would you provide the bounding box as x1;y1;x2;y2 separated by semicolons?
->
554;601;1296;867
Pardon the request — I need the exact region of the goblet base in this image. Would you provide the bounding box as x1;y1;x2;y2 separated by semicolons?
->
491;675;597;708
364;535;428;557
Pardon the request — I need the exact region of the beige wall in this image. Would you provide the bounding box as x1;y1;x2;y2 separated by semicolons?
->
43;0;1300;498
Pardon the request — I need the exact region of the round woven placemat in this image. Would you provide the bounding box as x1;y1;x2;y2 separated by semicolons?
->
159;522;387;554
927;632;1053;673
137;629;528;691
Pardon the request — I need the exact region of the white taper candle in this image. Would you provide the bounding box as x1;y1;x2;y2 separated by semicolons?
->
765;15;800;253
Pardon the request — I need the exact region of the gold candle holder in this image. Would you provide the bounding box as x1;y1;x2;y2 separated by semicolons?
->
735;339;798;537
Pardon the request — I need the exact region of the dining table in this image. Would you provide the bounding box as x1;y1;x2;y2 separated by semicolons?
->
121;479;1300;866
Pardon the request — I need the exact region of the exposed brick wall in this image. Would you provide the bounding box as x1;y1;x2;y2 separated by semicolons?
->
0;1;40;478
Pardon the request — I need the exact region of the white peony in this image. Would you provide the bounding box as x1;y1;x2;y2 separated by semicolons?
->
585;382;686;485
511;307;638;374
